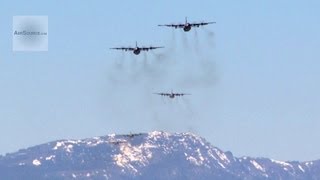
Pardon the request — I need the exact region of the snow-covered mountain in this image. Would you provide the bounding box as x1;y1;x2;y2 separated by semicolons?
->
0;131;319;180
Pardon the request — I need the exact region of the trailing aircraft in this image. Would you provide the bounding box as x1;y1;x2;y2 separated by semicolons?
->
154;90;191;99
110;42;164;55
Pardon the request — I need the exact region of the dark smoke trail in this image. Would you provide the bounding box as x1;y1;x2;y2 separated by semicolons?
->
129;53;138;67
181;97;196;118
141;53;155;82
150;49;172;66
193;28;200;54
181;96;199;132
181;30;190;50
143;52;148;67
171;29;177;50
176;57;218;89
112;51;125;71
203;27;215;47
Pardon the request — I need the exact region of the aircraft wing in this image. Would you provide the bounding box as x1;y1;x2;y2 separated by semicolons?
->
174;93;191;96
140;46;164;51
110;47;135;51
154;93;170;96
190;22;216;27
158;24;184;28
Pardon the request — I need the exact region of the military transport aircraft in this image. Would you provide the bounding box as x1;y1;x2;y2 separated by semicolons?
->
158;17;215;32
110;42;164;55
154;91;191;99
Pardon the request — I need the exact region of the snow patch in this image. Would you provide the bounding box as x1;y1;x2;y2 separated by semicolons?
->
196;148;205;163
53;141;64;150
185;149;205;166
66;140;79;144
271;159;293;168
207;149;218;161
187;156;201;166
86;137;105;146
250;160;265;172
45;155;55;161
217;161;226;168
148;131;169;140
215;149;230;164
32;159;41;166
298;165;305;172
66;144;73;153
113;141;154;173
305;161;313;167
52;141;73;152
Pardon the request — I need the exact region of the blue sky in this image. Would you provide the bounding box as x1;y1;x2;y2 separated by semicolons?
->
0;0;320;161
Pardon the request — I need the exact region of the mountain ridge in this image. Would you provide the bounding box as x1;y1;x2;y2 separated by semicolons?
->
0;131;319;180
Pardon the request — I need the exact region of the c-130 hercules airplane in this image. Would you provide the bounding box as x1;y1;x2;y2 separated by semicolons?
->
158;17;215;32
110;42;164;55
154;90;191;99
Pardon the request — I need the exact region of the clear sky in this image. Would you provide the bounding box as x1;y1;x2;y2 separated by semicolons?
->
0;0;320;161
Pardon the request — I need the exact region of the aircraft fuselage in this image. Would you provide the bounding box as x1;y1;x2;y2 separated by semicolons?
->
133;49;141;55
183;24;192;32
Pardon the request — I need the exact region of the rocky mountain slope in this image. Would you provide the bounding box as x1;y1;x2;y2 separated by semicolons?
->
0;131;318;180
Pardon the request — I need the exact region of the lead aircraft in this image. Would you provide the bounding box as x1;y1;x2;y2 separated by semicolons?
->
158;17;215;32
